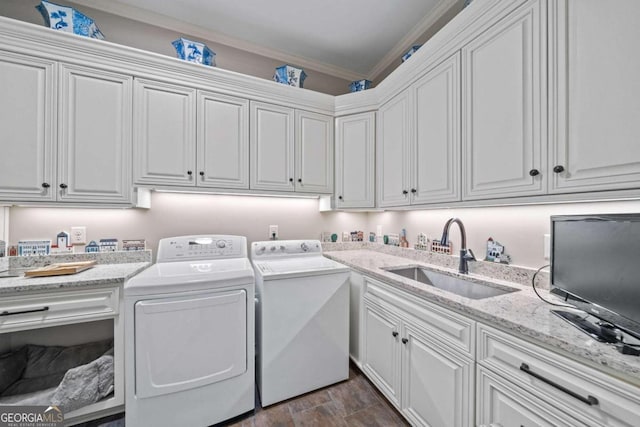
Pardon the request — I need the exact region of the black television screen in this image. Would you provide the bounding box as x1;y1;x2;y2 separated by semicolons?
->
551;214;640;339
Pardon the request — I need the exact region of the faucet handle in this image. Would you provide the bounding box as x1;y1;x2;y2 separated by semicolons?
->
464;248;476;261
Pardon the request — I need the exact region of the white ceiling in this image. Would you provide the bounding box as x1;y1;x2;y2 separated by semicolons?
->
71;0;461;81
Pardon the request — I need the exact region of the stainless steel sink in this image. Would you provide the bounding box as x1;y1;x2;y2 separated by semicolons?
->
383;266;519;300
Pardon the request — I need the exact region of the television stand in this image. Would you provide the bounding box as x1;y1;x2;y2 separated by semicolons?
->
551;310;620;343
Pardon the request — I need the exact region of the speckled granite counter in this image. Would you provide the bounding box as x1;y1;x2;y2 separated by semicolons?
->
0;251;152;294
323;247;640;386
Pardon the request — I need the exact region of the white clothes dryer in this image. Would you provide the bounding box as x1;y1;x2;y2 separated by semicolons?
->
124;235;254;427
251;240;350;407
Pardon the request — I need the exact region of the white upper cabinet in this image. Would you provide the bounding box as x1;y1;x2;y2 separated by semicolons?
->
133;79;196;186
377;90;412;207
335;112;375;208
58;64;132;203
549;0;640;193
197;91;249;189
0;52;56;202
250;101;295;192
413;52;461;204
295;110;333;193
250;101;333;194
462;0;546;200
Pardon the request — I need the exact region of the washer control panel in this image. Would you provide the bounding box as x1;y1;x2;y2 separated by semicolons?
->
251;240;322;258
157;235;247;262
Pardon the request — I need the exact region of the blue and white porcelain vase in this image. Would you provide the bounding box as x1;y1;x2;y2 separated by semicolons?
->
172;38;216;66
401;45;422;62
36;0;104;39
273;65;307;88
349;79;372;92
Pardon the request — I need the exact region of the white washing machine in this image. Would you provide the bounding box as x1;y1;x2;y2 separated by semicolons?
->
251;240;350;407
124;235;254;427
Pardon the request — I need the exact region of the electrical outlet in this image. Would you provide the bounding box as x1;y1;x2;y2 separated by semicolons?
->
543;234;550;259
71;226;87;245
269;225;278;240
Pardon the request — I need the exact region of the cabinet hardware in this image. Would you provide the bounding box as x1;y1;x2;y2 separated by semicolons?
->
519;363;598;406
402;190;408;195
338;196;343;200
553;165;565;173
1;306;50;316
289;178;294;183
41;183;50;189
298;178;302;183
401;337;408;344
199;171;205;177
411;188;417;193
187;170;193;176
59;183;68;189
529;169;540;177
392;331;398;337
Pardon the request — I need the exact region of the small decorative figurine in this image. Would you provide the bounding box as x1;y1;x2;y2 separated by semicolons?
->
122;239;146;251
485;237;512;264
85;240;100;253
414;233;430;251
18;240;52;256
172;38;216;66
402;45;422;62
399;229;409;248
430;239;452;255
36;0;104;39
369;232;376;243
56;231;69;248
387;233;400;246
331;233;338;243
99;238;118;252
273;65;307;88
349;80;372;92
0;240;5;257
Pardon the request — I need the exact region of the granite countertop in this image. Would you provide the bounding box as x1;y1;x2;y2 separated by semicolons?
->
0;251;152;294
323;248;640;387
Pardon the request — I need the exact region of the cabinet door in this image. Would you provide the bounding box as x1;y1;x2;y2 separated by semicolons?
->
413;52;461;205
335;112;375;208
250;102;295;192
477;366;586;427
197;91;249;189
295;110;333;193
0;52;55;202
377;90;412;207
362;299;402;407
462;0;546;200
401;322;473;427
549;0;640;193
58;64;132;203
133;79;196;186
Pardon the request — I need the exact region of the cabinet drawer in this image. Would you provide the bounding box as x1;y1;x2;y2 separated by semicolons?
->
364;276;475;358
0;288;119;332
477;323;640;427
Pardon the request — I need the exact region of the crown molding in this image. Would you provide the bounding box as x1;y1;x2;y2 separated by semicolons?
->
366;0;460;81
69;0;366;82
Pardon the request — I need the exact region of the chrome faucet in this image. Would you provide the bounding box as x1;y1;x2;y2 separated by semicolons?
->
440;218;476;274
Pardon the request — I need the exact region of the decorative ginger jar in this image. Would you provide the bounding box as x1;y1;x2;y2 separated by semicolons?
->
349;79;372;92
401;45;422;62
172;38;216;66
36;0;104;39
273;65;307;88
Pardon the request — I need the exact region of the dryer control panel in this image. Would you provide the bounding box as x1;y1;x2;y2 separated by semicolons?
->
251;240;322;259
157;235;247;262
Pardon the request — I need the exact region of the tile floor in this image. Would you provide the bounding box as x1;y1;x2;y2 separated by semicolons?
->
78;364;408;427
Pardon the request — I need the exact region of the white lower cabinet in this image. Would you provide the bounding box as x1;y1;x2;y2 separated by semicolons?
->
361;276;475;427
477;323;640;427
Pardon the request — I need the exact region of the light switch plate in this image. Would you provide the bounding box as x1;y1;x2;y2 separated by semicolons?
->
71;226;87;245
269;225;278;240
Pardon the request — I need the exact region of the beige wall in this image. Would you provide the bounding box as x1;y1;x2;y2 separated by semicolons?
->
0;0;352;95
367;200;640;270
8;192;368;257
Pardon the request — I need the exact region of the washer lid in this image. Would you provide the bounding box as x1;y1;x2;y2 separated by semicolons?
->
125;258;254;296
252;256;349;280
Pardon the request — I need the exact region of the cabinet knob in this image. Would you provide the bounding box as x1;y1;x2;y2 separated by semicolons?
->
392;331;398;337
553;165;565;173
402;190;408;195
199;171;205;177
411;188;417;193
289;178;294;183
338;196;343;200
59;183;68;189
529;169;540;177
187;170;193;175
298;178;302;183
401;338;409;344
41;183;50;189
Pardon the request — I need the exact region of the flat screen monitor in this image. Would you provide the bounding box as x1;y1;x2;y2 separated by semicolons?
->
551;214;640;340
